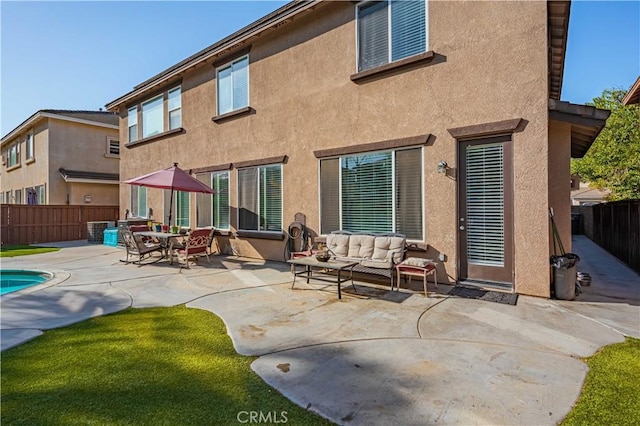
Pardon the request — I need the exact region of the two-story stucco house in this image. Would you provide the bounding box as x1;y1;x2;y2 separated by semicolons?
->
0;110;120;206
106;0;609;298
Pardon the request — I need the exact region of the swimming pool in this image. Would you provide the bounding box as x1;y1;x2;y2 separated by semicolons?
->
1;270;53;295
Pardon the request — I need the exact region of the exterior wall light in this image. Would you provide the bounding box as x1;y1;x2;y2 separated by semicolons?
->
437;160;448;174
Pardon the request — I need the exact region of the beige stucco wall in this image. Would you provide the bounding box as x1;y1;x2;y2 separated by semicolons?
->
548;120;572;256
1;117;119;205
48;119;119;205
0;121;51;203
117;1;551;296
68;182;119;205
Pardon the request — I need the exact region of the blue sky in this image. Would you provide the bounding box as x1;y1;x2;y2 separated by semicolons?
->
1;1;638;136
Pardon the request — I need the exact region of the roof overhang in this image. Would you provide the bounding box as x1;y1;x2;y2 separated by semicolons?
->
549;99;611;158
106;0;323;111
59;168;119;185
622;76;640;105
548;1;571;101
1;112;118;147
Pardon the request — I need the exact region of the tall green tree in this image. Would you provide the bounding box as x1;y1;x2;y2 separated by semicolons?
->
571;88;640;200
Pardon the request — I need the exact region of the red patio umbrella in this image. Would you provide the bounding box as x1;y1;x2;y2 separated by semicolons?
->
123;163;215;225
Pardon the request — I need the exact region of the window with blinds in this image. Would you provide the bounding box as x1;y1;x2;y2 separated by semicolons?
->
196;171;230;229
131;186;147;218
238;164;282;232
142;95;163;138
217;56;249;115
465;143;505;266
357;0;427;72
320;147;423;239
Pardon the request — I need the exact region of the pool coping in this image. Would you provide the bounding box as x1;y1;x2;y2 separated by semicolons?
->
0;270;71;302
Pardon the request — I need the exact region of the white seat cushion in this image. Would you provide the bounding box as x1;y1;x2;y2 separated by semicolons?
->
348;235;375;258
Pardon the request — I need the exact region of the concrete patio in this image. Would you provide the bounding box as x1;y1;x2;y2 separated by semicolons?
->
1;235;638;425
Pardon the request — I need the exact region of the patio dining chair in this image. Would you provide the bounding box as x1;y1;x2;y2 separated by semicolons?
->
121;230;164;264
170;228;212;268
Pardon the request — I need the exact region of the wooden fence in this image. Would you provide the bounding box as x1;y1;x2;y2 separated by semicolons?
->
579;200;640;273
0;204;120;246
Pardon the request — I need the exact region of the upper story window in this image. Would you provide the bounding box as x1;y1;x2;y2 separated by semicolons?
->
238;164;282;232
128;107;138;143
26;134;34;160
142;95;163;138
357;0;427;72
320;147;423;240
217;56;249;115
168;86;182;129
7;143;20;167
106;137;120;157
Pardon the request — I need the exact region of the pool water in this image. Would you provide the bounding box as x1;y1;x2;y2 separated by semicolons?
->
1;270;52;295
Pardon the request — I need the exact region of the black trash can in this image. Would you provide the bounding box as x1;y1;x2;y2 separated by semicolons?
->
551;253;580;300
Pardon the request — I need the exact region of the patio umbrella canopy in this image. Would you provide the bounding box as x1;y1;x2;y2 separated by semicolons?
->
124;163;215;225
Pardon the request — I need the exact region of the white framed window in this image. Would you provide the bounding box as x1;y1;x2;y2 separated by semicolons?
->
356;0;428;72
142;95;163;138
128;106;138;142
5;191;10;204
130;186;147;218
106;137;120;157
238;164;282;232
168;86;182;130
319;147;423;240
217;56;249;115
36;184;46;205
14;188;22;204
7;143;20;167
0;193;4;203
26;134;34;160
196;171;230;229
163;190;190;227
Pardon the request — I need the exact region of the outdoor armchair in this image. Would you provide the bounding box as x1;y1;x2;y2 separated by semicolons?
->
170;228;212;268
121;230;163;264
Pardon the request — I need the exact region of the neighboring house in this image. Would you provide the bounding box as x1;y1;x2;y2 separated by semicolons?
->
106;0;610;298
622;76;640;105
0;110;120;206
570;175;609;206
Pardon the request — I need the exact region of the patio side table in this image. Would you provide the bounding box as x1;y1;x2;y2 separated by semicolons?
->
395;258;437;296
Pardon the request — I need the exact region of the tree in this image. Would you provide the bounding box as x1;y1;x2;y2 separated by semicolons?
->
571;88;640;201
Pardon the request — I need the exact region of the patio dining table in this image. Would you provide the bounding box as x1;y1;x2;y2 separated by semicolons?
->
134;231;183;259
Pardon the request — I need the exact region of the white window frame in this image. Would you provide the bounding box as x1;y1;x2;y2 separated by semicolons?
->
216;55;250;115
128;106;138;142
7;143;20;167
168;86;182;130
142;94;164;138
106;137;120;158
318;146;424;241
355;0;429;72
26;133;34;160
237;164;283;233
130;186;147;218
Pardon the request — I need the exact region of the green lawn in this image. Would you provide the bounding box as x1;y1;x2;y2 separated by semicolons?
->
1;306;332;426
0;244;60;257
562;337;640;426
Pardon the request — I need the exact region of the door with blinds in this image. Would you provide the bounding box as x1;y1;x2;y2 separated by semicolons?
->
458;135;513;287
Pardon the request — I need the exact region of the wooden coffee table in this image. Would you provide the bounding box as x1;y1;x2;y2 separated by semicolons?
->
287;256;358;299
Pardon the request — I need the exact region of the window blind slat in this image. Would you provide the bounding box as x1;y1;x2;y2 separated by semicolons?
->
213;172;230;229
233;57;249;109
358;1;389;72
196;173;213;227
395;148;422;239
320;158;340;234
466;144;504;266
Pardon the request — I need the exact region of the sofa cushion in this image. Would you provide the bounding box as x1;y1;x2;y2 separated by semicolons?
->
372;236;405;263
348;234;375;258
326;233;350;257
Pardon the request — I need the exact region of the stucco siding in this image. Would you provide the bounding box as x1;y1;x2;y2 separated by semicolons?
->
118;1;550;295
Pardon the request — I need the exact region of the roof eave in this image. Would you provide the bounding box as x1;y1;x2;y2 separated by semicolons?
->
106;0;322;111
2;112;118;146
549;99;611;158
548;1;571;101
622;76;640;105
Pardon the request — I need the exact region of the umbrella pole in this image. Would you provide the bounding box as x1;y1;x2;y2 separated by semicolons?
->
168;188;174;226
